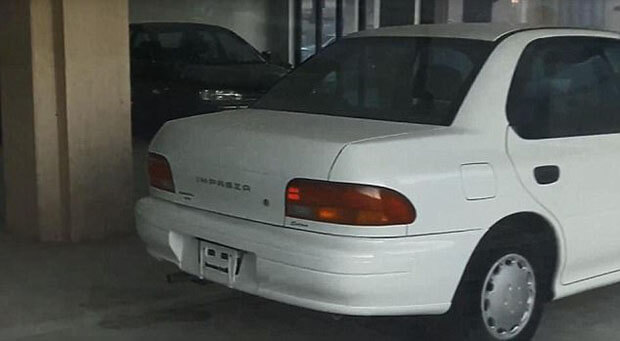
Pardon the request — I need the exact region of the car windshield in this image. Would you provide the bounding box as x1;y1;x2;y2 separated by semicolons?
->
131;25;265;65
254;37;493;125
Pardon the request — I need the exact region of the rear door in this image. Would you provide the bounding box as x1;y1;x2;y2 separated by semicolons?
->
506;36;620;284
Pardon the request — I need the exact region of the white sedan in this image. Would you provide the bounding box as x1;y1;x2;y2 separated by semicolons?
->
136;23;620;340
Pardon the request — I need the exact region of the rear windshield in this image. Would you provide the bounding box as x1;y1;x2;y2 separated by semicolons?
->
254;37;493;125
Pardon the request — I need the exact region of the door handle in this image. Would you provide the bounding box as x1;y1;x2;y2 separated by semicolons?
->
534;165;560;185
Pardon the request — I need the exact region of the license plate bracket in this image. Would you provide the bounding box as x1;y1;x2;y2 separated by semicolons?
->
199;240;243;287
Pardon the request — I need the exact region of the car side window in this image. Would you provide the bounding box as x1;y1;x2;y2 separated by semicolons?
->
507;37;620;139
185;30;222;64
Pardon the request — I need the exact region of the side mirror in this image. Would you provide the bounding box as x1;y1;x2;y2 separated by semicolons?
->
261;50;272;62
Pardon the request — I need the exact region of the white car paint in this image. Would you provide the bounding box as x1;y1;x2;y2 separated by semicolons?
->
136;24;620;316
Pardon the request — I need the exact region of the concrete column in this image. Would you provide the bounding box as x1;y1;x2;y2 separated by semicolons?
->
447;0;464;23
0;0;133;242
414;0;422;24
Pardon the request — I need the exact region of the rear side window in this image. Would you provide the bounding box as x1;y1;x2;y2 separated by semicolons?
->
254;37;492;126
507;37;620;139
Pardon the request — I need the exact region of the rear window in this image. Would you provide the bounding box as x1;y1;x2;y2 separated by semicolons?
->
254;37;493;125
131;25;264;65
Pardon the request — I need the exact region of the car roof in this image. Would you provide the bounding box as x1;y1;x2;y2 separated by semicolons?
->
347;23;615;41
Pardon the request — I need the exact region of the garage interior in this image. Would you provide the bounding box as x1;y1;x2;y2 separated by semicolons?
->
2;0;620;340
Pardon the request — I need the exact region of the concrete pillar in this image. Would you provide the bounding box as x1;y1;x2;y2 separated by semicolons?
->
414;0;422;24
447;0;464;23
343;0;358;35
0;0;133;242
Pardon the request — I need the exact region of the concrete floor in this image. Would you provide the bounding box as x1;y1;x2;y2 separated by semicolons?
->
3;234;620;341
2;139;620;340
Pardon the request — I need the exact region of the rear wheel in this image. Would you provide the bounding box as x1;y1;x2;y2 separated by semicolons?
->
480;253;537;339
435;240;548;341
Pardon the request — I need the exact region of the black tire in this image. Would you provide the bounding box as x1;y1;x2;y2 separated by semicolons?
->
430;238;548;341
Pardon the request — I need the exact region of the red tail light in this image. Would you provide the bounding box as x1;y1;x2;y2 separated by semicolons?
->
148;153;175;193
286;179;416;226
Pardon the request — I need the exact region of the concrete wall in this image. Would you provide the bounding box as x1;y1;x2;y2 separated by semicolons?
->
491;0;546;25
62;0;134;240
606;0;620;32
129;0;290;62
0;0;40;238
490;0;619;28
381;0;415;26
446;0;463;23
444;0;620;29
0;0;134;241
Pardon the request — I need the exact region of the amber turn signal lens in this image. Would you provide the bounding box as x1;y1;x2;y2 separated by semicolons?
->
285;179;416;226
148;153;175;193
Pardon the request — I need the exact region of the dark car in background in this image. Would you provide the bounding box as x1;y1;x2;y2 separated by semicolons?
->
130;22;289;135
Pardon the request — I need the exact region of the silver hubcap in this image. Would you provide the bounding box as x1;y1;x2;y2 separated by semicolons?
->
481;253;536;340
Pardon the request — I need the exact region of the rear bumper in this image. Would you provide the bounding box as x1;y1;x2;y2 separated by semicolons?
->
135;197;484;316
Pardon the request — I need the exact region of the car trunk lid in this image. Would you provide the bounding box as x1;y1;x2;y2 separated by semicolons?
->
149;109;437;226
